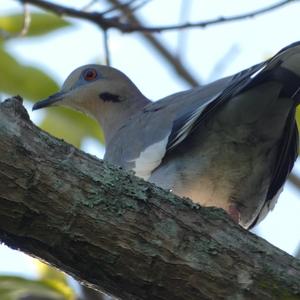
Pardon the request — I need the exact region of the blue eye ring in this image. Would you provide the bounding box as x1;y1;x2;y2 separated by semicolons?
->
83;68;98;81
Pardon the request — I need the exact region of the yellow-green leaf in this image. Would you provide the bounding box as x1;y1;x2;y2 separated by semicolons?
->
0;13;71;38
0;275;75;300
40;107;105;147
35;261;68;286
296;107;300;129
0;47;58;100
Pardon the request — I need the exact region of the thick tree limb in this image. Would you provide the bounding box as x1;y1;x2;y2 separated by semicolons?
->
0;96;300;300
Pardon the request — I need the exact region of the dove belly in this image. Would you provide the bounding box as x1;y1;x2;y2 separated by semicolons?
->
149;124;278;228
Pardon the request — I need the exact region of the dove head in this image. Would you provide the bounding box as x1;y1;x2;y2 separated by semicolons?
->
33;64;150;143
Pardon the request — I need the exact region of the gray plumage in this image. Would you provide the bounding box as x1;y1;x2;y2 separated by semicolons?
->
33;41;300;229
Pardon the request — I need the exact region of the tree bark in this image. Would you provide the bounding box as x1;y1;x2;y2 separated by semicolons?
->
0;96;299;300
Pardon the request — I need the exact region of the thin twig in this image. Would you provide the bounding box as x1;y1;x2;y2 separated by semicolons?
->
20;3;31;36
19;0;112;29
1;3;31;39
130;0;151;14
81;0;99;11
207;44;240;82
125;0;298;32
176;0;192;59
296;244;300;259
103;29;111;66
288;172;300;190
100;0;137;16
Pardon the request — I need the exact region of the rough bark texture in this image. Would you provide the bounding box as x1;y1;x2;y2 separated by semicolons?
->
0;97;300;300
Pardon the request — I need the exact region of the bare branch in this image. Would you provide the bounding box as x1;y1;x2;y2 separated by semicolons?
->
19;0;113;30
176;0;192;59
19;0;298;32
103;29;111;66
288;172;300;190
100;0;139;16
20;3;31;36
296;244;300;259
0;2;31;39
81;0;99;11
121;0;299;32
207;44;240;81
129;0;151;14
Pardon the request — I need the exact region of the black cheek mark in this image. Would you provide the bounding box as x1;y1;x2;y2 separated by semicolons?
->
99;92;122;102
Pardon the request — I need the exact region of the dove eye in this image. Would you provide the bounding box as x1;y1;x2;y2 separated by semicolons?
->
83;68;98;81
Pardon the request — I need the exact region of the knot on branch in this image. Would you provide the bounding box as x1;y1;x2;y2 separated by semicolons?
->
1;95;30;122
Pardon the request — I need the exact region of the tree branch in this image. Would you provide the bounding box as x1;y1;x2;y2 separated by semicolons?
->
117;0;298;32
288;172;300;190
18;0;298;32
0;96;300;300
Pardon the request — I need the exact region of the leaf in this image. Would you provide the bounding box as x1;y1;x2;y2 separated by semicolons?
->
40;107;105;148
35;261;68;286
34;262;75;300
0;275;75;300
0;13;71;38
296;107;300;129
0;46;58;100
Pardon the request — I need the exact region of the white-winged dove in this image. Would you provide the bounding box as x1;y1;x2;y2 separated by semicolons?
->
33;42;300;229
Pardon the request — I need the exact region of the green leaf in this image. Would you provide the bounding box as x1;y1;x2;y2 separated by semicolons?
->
40;107;105;148
0;275;75;300
0;47;58;100
35;261;69;287
296;107;300;128
0;13;71;38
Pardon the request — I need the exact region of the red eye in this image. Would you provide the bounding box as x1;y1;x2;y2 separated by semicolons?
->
83;69;98;81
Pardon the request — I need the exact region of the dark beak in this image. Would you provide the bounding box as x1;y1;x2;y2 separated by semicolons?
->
32;91;66;111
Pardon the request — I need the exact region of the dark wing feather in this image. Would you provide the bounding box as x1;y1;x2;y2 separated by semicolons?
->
167;42;300;153
249;110;299;229
267;111;298;200
166;62;267;151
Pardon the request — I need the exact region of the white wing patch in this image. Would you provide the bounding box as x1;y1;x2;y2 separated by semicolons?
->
168;93;221;151
168;107;204;150
250;64;267;79
129;135;170;180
